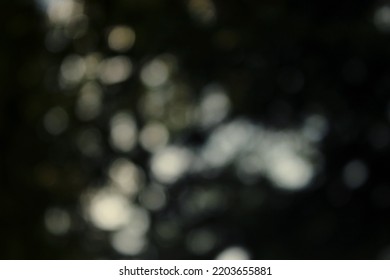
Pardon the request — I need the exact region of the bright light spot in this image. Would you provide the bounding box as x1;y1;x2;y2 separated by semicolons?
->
110;206;150;255
76;82;103;121
140;185;166;211
266;146;314;191
140;57;171;88
87;188;132;231
302;114;328;142
198;84;230;128
109;158;143;196
109;112;137;152
374;6;390;32
186;229;216;255
188;0;216;25
60;54;86;86
195;119;318;190
151;146;192;184
108;25;136;52
44;0;76;24
216;246;250;260
44;106;68;135
111;226;147;256
200;119;254;168
98;56;132;85
235;155;264;183
140;121;169;152
44;207;71;235
77;128;102;157
343;159;369;189
138;84;193;128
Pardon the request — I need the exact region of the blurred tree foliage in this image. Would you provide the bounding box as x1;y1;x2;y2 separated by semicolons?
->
1;0;390;259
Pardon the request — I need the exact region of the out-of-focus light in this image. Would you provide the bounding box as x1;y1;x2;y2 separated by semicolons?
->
84;53;102;79
86;188;132;231
140;57;172;88
188;0;216;25
266;146;314;191
139;84;194;130
111;226;147;256
76;128;102;157
98;56;132;85
216;246;250;260
127;205;150;234
140;184;166;211
35;0;51;12
44;106;69;135
109;158;143;196
44;0;76;24
200;119;254;168
374;6;390;32
109;112;137;152
138;89;167;120
110;206;150;255
198;84;230;128
64;13;89;40
186;228;216;255
37;0;88;45
236;153;264;180
196;119;317;191
60;54;86;87
108;26;136;52
167;102;195;131
151;146;192;184
302;114;328;142
343;159;369;189
44;207;71;235
76;82;102;121
140;121;169;152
